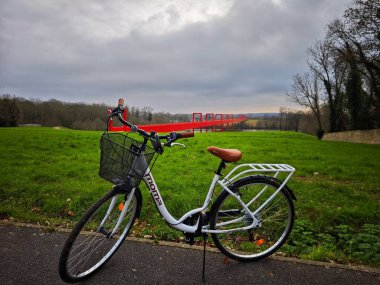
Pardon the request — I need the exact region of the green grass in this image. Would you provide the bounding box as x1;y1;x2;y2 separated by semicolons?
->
0;127;379;266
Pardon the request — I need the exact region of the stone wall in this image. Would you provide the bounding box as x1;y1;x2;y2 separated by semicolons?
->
322;129;380;144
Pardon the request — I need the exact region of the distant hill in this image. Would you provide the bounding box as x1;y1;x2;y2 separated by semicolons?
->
245;113;280;118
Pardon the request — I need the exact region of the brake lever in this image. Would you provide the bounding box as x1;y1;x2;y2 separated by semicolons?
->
171;143;185;148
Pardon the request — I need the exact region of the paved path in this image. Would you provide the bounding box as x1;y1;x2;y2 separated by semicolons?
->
0;224;379;284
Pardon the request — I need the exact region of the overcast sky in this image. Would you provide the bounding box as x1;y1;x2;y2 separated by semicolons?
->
0;0;349;113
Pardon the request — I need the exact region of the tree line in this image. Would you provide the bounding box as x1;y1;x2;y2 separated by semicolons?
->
0;95;189;130
288;0;379;137
236;108;316;134
0;94;319;133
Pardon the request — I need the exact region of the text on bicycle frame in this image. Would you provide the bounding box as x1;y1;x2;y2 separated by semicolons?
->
144;173;163;206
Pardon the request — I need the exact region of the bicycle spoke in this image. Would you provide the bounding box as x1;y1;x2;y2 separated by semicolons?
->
61;190;139;281
68;227;112;268
211;179;294;261
69;236;107;274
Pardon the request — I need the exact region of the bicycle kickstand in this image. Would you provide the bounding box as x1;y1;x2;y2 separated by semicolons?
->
202;233;208;284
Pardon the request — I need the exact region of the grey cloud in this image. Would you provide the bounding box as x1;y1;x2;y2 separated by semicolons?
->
0;0;348;113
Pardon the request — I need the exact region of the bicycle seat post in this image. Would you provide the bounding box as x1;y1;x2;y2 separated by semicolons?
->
215;160;227;176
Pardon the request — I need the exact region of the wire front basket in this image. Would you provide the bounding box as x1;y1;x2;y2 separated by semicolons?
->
99;132;156;188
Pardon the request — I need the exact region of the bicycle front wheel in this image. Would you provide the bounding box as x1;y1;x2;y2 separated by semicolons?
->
210;176;294;262
59;187;141;283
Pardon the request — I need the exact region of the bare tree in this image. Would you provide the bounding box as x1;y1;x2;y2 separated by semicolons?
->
287;72;324;137
279;107;286;131
0;95;21;127
279;107;303;132
140;106;153;123
307;39;348;132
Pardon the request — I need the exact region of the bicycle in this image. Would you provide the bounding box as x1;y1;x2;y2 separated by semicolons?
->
59;99;297;283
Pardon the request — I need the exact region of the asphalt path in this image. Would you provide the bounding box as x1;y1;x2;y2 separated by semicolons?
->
0;224;379;285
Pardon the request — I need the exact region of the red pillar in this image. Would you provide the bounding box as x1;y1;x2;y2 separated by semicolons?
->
214;114;222;132
192;113;202;132
205;113;214;132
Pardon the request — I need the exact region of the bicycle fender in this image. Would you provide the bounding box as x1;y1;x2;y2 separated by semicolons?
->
267;176;297;201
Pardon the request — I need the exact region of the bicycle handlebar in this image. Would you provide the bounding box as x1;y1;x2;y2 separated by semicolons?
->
161;131;194;147
178;132;195;138
111;99;194;152
117;112;150;137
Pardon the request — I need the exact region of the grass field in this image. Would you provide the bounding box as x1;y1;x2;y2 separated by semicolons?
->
0;127;379;267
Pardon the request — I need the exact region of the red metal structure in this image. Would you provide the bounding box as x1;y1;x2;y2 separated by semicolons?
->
108;109;246;132
205;113;215;132
192;113;203;133
214;114;224;132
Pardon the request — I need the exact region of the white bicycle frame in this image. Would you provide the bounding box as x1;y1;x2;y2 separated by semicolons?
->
99;148;295;236
141;163;295;235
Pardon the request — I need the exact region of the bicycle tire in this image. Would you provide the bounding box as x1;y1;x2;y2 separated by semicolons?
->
59;186;142;283
210;176;294;262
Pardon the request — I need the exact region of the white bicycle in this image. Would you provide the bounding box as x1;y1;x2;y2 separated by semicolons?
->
59;100;297;283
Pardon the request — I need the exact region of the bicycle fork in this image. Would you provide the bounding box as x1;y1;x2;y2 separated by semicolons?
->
98;188;136;238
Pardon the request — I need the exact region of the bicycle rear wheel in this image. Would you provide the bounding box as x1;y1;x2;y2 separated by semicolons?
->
59;187;141;283
210;176;294;262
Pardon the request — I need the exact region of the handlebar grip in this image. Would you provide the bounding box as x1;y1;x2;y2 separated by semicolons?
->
178;132;194;138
